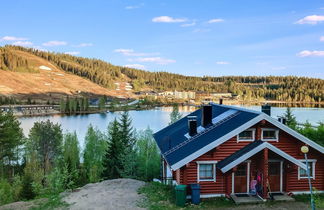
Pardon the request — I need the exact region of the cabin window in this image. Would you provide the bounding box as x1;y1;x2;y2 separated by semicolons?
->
261;128;279;141
197;161;217;182
298;160;316;180
237;129;255;142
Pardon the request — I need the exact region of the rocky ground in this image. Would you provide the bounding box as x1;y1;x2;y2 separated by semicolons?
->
62;179;146;210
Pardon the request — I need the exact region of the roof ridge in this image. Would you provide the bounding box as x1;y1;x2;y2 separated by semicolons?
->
210;102;262;115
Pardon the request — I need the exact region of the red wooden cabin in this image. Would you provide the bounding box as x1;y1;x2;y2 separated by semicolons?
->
154;103;324;199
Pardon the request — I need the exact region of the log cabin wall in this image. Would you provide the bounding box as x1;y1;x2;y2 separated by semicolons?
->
176;120;324;195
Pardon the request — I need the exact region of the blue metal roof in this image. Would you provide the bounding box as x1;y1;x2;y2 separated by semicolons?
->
153;104;260;167
217;140;264;170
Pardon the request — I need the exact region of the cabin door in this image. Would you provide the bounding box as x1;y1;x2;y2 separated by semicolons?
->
268;161;282;192
234;162;249;193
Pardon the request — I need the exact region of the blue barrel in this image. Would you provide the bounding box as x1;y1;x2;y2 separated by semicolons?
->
190;184;201;204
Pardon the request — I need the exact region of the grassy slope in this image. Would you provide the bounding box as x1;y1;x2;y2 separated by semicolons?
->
0;49;133;101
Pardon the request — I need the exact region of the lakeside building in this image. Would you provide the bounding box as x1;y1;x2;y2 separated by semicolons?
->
154;103;324;200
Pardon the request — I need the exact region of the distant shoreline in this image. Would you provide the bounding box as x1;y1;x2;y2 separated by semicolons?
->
6;100;322;118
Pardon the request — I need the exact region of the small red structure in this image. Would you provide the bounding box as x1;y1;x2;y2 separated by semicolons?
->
154;103;324;199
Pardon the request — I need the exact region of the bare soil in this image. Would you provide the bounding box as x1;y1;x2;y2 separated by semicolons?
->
63;178;146;210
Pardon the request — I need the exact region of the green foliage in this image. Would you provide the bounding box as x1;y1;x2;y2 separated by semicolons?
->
98;97;106;110
138;182;175;210
135;128;160;181
23;150;43;196
31;194;68;210
20;173;36;200
46;164;74;194
298;122;324;146
83;125;106;183
283;107;297;129
60;97;89;114
103;119;123;179
169;104;182;125
2;46;323;103
0;179;14;205
62;132;80;189
138;182;235;210
0;110;24;178
28;120;63;177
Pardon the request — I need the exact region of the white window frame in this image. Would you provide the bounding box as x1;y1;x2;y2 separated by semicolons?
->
298;159;316;180
261;128;279;141
196;161;217;182
237;128;256;142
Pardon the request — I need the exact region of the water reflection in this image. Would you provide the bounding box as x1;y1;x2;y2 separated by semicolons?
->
18;105;323;149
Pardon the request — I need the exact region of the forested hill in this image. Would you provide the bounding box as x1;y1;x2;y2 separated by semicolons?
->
0;45;323;102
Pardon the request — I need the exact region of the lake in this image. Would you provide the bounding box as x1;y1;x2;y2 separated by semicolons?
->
18;105;324;149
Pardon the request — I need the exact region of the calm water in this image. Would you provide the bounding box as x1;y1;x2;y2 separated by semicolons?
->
18;106;324;149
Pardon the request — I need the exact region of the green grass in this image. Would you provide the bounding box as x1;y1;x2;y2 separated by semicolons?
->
31;194;68;210
137;182;234;210
293;193;324;209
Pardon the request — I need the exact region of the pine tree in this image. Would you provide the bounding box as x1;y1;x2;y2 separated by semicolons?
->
118;111;136;178
103;119;123;179
283;107;297;129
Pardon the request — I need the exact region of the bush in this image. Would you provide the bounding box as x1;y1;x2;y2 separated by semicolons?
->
20;173;36;200
0;179;14;205
47;165;69;195
11;175;23;201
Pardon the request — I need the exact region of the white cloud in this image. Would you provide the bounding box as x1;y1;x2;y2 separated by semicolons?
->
207;18;224;24
12;41;33;46
152;16;187;23
42;41;67;46
0;36;28;41
32;46;48;52
125;3;143;10
181;21;196;27
216;61;230;65
295;15;324;25
74;43;93;47
124;64;145;69
64;51;80;55
129;57;176;65
114;49;158;56
297;50;324;57
320;36;324;42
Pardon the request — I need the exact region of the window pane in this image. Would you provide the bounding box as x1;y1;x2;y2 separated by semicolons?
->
263;130;276;139
300;161;313;177
239;130;253;139
199;164;214;179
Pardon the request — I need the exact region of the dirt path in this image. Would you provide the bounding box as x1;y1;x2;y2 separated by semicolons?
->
63;178;146;210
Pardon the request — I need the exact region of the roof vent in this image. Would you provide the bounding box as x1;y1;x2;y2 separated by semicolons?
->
188;116;197;136
202;105;212;127
261;104;271;116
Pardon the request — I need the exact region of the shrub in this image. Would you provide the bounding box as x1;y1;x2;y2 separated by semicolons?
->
0;179;14;205
20;173;36;200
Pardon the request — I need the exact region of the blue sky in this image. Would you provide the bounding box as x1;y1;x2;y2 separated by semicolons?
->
1;0;324;78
